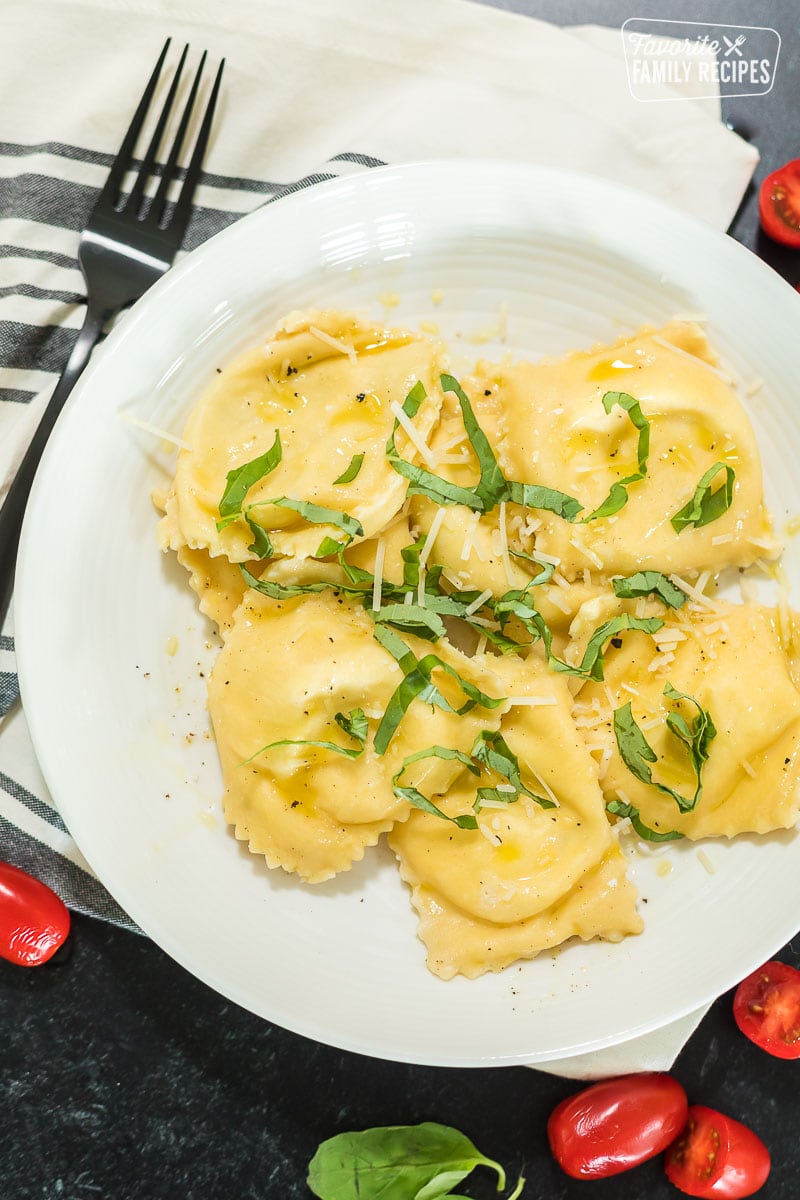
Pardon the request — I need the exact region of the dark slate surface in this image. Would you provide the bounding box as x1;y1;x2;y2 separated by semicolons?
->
3;3;799;1198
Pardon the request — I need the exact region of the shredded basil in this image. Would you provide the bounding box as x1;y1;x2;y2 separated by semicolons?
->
613;685;716;814
471;730;554;810
372;603;446;642
606;799;684;842
333;452;365;485
612;571;687;609
392;747;480;829
583;392;650;522
372;627;505;755
217;430;282;529
241;706;367;765
671;462;735;532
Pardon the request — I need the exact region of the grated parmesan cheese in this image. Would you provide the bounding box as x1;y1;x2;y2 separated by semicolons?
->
465;588;494;616
309;325;357;364
711;533;733;546
372;539;386;611
569;537;604;569
119;411;192;451
460;511;482;561
389;401;437;466
419;507;447;567
498;501;514;586
696;849;716;875
740;758;757;779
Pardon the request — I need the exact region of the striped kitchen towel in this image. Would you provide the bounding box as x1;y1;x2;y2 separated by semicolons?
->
0;0;755;940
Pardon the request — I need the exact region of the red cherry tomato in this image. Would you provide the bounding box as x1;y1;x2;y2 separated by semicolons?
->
759;159;800;247
733;960;800;1059
547;1072;688;1179
0;861;70;966
664;1106;770;1199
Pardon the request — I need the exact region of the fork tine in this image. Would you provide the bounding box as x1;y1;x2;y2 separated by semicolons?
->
148;49;208;227
94;38;171;210
125;43;189;216
166;57;225;240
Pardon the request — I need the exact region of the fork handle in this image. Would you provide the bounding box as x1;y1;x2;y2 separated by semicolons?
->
0;302;107;631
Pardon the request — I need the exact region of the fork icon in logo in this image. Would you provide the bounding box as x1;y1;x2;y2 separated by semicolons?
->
723;34;746;56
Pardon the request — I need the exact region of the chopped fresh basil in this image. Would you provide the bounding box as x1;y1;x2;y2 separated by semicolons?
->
307;1122;524;1200
440;374;507;512
606;799;684;842
392;748;480;829
217;430;282;528
241;706;368;765
245;513;274;559
471;730;554;809
372;627;505;754
505;481;584;521
386;382;483;510
583;392;650;521
612;571;687;609
333;452;365;485
671;462;735;532
613;685;716;814
557;614;664;682
507;549;556;586
373;603;446;642
334;707;368;746
316;535;347;558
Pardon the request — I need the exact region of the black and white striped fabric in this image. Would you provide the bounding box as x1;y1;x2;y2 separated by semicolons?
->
0;141;384;929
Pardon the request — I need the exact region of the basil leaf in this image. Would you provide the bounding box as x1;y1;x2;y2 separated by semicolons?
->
612;571;687;609
583;392;649;521
372;627;505;754
217;430;282;526
386;382;484;510
606;800;684;842
471;730;554;809
240;566;348;601
505;481;583;521
613;686;716;814
373;603;446;642
307;1122;518;1200
245;513;274;559
242;705;368;765
250;497;363;541
440;373;506;511
468;623;530;655
507;550;556;586
392;748;480;829
315;535;347;558
333;452;365;485
558;615;664;682
334;707;368;746
671;462;735;532
662;682;717;811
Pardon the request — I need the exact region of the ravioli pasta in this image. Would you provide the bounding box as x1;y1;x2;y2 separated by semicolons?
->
157;309;800;980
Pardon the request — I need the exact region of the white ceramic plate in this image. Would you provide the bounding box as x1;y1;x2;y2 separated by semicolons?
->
16;162;800;1067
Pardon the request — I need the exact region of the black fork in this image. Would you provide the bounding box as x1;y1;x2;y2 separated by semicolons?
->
0;39;225;625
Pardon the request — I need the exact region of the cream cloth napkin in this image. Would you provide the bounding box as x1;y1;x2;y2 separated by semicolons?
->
0;0;757;1077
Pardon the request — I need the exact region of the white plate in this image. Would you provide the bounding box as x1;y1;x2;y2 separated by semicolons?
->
16;162;800;1067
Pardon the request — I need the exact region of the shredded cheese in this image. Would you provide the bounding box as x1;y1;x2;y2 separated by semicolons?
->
696;849;716;875
119;411;192;451
464;588;493;616
569;537;604;569
389;401;437;466
498;501;514;586
459;511;481;562
308;325;357;364
419;507;447;567
372;539;386;611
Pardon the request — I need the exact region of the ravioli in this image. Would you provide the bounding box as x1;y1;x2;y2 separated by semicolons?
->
572;599;800;839
157;307;797;981
487;321;779;578
208;590;507;882
389;652;642;978
161;310;443;564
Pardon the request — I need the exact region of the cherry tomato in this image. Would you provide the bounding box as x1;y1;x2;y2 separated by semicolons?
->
0;861;70;966
664;1106;770;1199
547;1072;688;1179
733;960;800;1059
759;159;800;247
